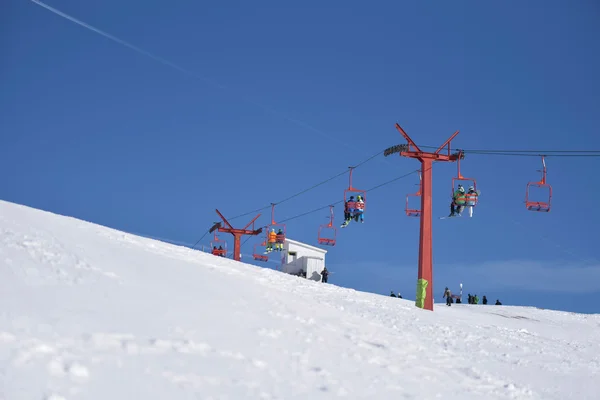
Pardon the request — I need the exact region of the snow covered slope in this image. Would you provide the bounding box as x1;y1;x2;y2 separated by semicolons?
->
1;200;599;400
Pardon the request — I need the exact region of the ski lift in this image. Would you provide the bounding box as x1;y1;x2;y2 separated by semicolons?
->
525;155;552;212
252;236;269;262
452;150;479;217
267;203;286;252
210;231;227;257
343;167;366;224
317;205;337;246
451;150;477;195
406;170;422;217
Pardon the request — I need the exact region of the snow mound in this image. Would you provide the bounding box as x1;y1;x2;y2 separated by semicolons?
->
1;200;599;399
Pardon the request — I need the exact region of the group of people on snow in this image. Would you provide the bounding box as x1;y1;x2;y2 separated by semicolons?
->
390;291;403;298
466;294;502;305
341;195;365;227
443;287;460;305
443;287;502;306
449;184;479;217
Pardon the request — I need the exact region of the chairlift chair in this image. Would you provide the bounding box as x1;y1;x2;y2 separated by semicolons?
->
451;150;477;195
317;205;337;246
406;170;422;217
267;204;286;251
451;150;478;217
210;231;228;257
343;167;367;222
252;237;269;262
525;155;552;212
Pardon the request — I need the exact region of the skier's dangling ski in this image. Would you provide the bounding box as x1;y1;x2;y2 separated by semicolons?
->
440;214;462;219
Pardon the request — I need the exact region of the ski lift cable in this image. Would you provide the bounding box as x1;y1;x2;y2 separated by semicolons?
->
228;149;384;222
199;146;595;252
238;146;596;236
278;166;427;225
459;149;600;154
196;144;593;251
200;148;384;249
190;229;211;249
240;165;427;248
415;144;600;156
464;152;600;157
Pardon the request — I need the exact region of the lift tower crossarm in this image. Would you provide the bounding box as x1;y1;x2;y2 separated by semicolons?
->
395;123;460;161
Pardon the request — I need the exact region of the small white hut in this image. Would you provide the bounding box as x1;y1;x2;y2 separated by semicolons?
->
280;238;327;281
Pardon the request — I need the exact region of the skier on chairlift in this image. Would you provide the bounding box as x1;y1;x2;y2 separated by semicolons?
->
341;196;355;228
353;195;365;223
449;185;467;217
265;228;277;253
341;195;365;227
275;228;285;251
465;185;479;217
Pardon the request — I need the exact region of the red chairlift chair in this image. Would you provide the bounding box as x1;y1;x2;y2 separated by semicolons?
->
406;170;422;217
451;150;479;217
343;167;366;225
451;150;477;196
525;155;552;212
210;231;228;257
267;203;286;252
252;235;269;262
317;205;337;246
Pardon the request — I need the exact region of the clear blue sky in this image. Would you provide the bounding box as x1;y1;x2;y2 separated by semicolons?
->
2;0;600;313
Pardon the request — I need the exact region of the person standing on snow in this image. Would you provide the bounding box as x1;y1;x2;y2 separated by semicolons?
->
443;287;453;306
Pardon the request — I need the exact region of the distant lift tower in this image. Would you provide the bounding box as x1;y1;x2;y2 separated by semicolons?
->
211;209;263;261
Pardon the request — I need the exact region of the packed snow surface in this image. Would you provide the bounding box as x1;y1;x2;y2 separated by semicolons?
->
1;200;599;400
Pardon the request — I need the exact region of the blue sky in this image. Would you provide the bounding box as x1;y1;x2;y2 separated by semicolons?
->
2;0;600;313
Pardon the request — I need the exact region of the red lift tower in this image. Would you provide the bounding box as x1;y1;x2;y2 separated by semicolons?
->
384;123;462;311
211;209;263;261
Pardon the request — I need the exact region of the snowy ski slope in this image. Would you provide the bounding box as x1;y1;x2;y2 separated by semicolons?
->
0;200;598;399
